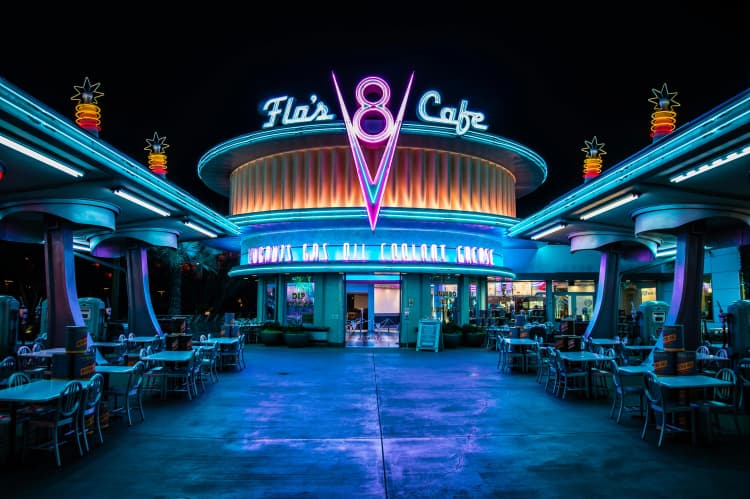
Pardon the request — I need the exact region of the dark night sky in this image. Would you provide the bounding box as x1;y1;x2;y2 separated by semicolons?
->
3;7;750;218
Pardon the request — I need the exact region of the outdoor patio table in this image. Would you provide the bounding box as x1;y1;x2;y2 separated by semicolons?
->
0;379;90;463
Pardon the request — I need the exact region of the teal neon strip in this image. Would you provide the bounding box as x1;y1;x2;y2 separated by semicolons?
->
228;263;516;278
0;79;240;235
229;208;518;227
508;89;750;237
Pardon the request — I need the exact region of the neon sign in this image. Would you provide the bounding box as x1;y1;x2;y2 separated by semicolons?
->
416;90;487;135
257;74;491;230
261;94;336;128
332;73;415;231
247;241;496;267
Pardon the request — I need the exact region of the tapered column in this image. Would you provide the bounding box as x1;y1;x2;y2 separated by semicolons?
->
585;251;620;339
667;225;705;351
125;246;161;336
44;218;84;348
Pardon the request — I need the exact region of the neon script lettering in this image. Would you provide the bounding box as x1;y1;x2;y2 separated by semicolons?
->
416;90;487;136
261;95;335;128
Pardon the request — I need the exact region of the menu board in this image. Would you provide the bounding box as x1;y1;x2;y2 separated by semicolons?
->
416;319;442;352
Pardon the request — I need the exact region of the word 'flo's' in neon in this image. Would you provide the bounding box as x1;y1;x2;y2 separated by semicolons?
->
331;72;415;230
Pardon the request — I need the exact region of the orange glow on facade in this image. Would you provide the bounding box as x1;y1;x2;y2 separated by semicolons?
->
229;146;516;217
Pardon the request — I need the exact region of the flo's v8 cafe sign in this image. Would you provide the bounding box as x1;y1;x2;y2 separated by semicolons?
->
259;72;489;231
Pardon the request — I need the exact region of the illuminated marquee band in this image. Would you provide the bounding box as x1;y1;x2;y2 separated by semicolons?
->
247;242;496;267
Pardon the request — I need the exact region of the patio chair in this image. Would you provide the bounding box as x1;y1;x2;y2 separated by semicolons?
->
535;345;553;385
17;345;47;379
107;361;146;426
23;380;84;467
691;367;742;443
554;349;589;399
737;357;750;411
610;360;644;423
80;373;105;452
641;371;696;447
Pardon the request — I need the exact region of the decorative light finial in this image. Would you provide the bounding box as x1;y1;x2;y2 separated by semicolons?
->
145;132;169;178
581;136;606;182
648;83;679;140
71;77;104;136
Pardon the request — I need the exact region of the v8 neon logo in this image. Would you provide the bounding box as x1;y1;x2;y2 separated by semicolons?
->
331;72;415;231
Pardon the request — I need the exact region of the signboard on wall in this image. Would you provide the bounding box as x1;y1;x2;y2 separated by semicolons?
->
416;319;442;352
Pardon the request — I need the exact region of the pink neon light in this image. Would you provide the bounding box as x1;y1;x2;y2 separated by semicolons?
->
331;71;415;230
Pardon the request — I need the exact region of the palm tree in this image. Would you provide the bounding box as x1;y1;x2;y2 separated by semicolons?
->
148;241;223;315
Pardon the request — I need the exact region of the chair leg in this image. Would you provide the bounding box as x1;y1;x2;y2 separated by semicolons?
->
74;419;83;457
126;397;132;427
53;428;61;467
82;416;90;453
95;406;104;446
641;408;649;440
138;392;145;423
657;412;666;448
610;395;617;419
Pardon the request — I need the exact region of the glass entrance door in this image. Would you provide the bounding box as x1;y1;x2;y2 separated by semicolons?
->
345;273;400;348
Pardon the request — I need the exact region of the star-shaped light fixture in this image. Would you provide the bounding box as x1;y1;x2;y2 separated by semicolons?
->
145;132;169;177
581;136;606;181
71;77;104;136
648;83;679;140
71;76;104;105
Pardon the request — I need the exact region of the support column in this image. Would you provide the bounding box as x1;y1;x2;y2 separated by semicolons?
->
125;246;161;337
667;224;706;351
43;218;84;348
585;251;620;339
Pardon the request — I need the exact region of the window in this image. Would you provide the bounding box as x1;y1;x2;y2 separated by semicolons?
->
286;277;314;326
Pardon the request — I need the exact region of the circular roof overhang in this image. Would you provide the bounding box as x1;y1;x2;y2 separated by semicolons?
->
198;122;547;199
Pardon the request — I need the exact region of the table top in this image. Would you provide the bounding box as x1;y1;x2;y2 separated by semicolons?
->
502;338;538;346
18;347;66;358
624;345;656;351
0;379;87;403
696;353;730;362
590;338;618;345
558;351;603;362
655;374;733;389
92;341;127;348
144;351;195;362
197;337;239;345
95;365;136;374
617;365;652;375
129;336;161;343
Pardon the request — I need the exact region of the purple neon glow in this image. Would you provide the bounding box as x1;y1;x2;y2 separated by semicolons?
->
331;71;415;231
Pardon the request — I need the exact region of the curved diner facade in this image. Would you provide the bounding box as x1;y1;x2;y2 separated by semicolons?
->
198;73;562;346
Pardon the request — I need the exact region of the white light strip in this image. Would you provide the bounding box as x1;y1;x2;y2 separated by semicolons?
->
0;133;84;177
670;145;750;183
183;220;217;238
113;188;171;217
530;223;567;240
579;193;640;221
655;248;677;258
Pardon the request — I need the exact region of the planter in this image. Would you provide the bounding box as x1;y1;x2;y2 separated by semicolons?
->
443;332;463;349
284;332;309;348
463;332;487;347
260;330;285;346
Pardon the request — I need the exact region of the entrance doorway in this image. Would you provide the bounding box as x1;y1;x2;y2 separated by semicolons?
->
345;273;400;348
